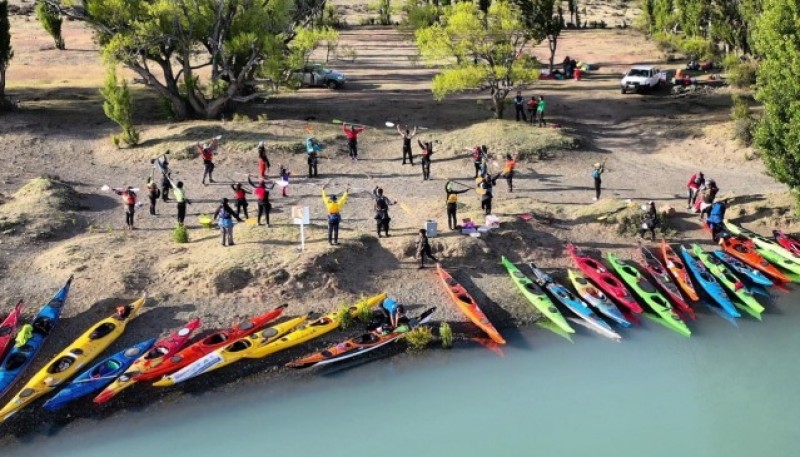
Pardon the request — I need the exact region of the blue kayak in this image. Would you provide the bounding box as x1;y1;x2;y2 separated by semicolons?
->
680;246;740;318
43;338;156;412
528;264;621;340
713;249;774;287
0;276;73;398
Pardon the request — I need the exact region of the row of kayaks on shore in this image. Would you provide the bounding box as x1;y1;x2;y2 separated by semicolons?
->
0;220;797;424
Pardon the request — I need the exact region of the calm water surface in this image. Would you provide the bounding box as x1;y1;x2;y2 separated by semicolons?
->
5;292;800;457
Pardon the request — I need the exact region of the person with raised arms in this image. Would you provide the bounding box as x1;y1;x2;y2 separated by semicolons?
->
322;183;350;245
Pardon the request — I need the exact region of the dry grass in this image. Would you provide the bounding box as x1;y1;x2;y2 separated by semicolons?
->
0;177;84;238
437;120;575;160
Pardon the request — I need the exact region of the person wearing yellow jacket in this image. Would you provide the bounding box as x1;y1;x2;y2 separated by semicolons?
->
322;184;350;245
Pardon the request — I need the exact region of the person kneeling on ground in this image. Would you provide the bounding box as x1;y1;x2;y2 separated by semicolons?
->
416;228;440;269
706;200;728;242
638;201;658;240
213;198;243;247
380;297;408;329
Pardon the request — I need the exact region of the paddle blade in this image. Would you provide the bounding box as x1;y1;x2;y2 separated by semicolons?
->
332;119;343;124
101;185;110;192
385;121;395;128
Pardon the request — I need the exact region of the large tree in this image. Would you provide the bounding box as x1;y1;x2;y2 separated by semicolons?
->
0;0;12;110
752;0;800;202
416;0;540;119
45;0;324;120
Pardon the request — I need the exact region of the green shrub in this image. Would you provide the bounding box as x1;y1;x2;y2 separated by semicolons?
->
337;304;356;329
100;64;139;146
356;302;374;323
653;32;681;54
373;0;392;26
35;1;64;50
679;37;715;61
731;94;754;146
439;322;453;349
404;326;434;351
172;224;189;244
315;3;347;29
724;56;757;89
401;0;439;31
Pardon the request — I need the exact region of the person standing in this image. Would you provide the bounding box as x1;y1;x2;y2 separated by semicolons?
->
526;96;538;124
416;228;439;269
248;175;276;227
305;135;322;178
230;183;250;220
322;184;349;245
257;142;270;179
638;201;658;240
418;140;434;181
686;171;705;209
173;181;190;225
198;137;218;185
112;186;138;230
480;173;502;215
213;198;243;247
707;200;728;242
445;181;470;230
699;179;719;220
397;124;417;165
513;91;527;122
278;164;291;197
502;153;517;192
471;146;484;178
373;186;396;238
153;153;172;202
592;161;605;201
536;96;547;127
342;122;365;160
146;177;159;216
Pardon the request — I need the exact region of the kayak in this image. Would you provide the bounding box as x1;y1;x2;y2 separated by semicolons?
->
437;265;506;344
773;229;800;256
529;263;621;340
134;304;287;383
0;300;24;360
0;295;145;423
692;244;765;319
606;253;691;337
720;236;791;283
660;241;700;302
724;220;800;274
244;294;386;360
0;277;72;400
93;318;202;404
43;338;156;412
712;249;774;287
567;269;631;328
567;243;643;314
638;246;696;320
286;307;437;369
501;256;574;334
679;246;740;318
152;315;308;387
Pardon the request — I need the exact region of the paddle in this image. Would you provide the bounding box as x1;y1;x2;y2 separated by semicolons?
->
386;121;428;130
332;119;369;128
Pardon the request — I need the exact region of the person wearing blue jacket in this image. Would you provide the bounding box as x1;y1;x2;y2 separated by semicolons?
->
706;200;727;242
306;136;323;178
213;198;243;246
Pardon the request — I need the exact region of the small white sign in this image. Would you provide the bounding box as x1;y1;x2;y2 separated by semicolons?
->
292;206;310;225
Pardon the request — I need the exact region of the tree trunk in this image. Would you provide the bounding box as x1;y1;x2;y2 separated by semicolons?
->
493;92;506;119
548;35;558;73
0;64;6;102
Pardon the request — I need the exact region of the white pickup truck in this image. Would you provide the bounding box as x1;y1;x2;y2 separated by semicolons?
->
620;66;661;94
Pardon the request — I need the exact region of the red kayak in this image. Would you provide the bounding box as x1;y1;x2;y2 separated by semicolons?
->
133;304;287;382
567;243;643;314
0;300;24;359
720;235;791;284
638;246;696;320
773;230;800;256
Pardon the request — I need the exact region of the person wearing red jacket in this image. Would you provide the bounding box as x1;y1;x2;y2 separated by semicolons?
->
342;122;365;160
248;175;276;227
686;171;705;209
113;186;137;230
230;183;250;220
197;138;218;185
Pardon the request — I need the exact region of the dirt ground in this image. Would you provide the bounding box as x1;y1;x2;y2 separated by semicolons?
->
0;2;793;440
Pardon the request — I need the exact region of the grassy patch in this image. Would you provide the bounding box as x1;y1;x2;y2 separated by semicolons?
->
439;322;453;349
0;177;84;239
172;224;189;243
437;120;575;161
404;326;434;351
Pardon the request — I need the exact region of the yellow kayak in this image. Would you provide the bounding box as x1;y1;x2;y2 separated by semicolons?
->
246;293;386;359
152;315;308;387
0;296;146;423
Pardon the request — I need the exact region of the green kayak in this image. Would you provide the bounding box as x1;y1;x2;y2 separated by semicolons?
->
691;244;765;320
606;253;691;337
724;221;800;276
501;256;575;334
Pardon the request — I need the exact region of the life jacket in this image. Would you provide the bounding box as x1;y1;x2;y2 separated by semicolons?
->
708;203;726;223
503;159;516;174
253;187;266;202
218;206;234;228
234;189;246;200
472;148;482;163
447;193;459;204
376;196;389;211
201;148;214;161
592;168;602;179
123;191;136;205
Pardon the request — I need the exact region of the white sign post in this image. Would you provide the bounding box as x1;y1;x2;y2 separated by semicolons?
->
291;206;311;251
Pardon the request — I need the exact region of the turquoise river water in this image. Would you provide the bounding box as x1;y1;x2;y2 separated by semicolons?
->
4;291;800;457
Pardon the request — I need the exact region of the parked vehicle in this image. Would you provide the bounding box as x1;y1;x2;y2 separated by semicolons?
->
620;65;661;94
293;64;346;89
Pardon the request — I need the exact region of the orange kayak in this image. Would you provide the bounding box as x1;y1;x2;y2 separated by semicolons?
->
720;235;791;283
437;264;505;344
661;240;700;302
